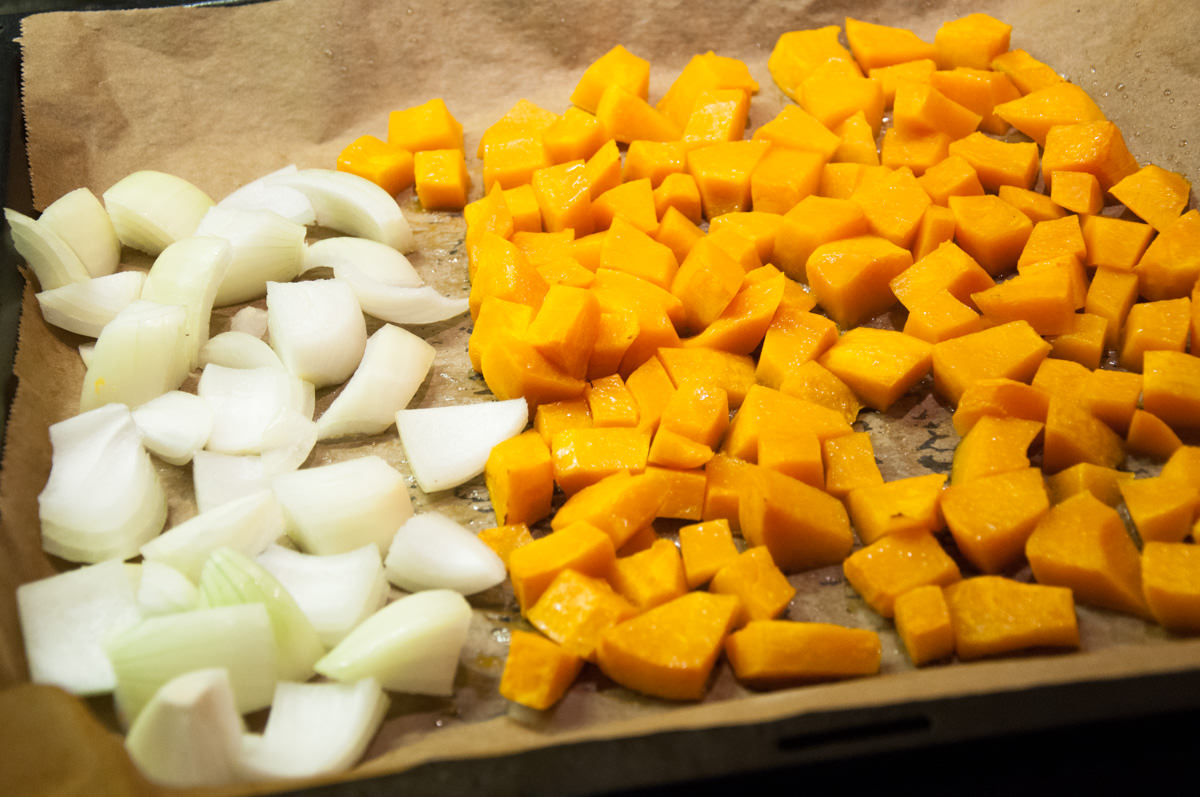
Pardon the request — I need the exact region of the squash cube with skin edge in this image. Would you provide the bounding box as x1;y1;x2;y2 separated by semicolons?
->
845;473;948;545
843;531;961;618
1025;491;1150;619
499;630;584;711
485;430;554;527
944;576;1079;661
725;620;882;689
738;465;856;574
818;327;933;413
526;569;639;662
1141;542;1200;634
570;44;651;115
806;235;913;329
893;584;955;666
609;538;689;612
941;467;1050;575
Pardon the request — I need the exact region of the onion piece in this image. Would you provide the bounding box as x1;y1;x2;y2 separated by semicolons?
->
237;678;388;781
80;299;191;412
230;305;269;338
4;207;91;290
255;543;387;648
38;186;122;278
141;236;232;370
106;602;278;724
302;236;423;286
35;269;147;338
218;164;317;226
191;450;274;513
198;363;315;455
313;589;471;696
395;398;528;493
271;455;413;555
124;668;245;789
266;278;367;388
78;340;95;368
258;409;319;475
262;168;415;253
15;557;142;696
131;389;213;466
200;330;284;370
141;488;286;581
102;170;215;256
136;560;199;616
195;205;307;307
317;323;436;440
384;512;507;595
336;267;469;326
38;403;167;563
198;547;325;683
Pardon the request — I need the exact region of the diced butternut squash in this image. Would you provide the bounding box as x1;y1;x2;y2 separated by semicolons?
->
916;154;985;206
526;569;639;662
1109;163;1192;232
749;146;826;215
1044;462;1133;507
609;538;689;612
1141;542;1200;634
844;531;961;617
1078;368;1143;437
1118;476;1200;545
481;332;588;412
941;467;1050;573
948;193;1034;275
800;61;886;134
951;377;1050;436
678;518;741;589
1025;490;1149;618
533;397;592;445
1042;120;1139;193
990;48;1063;95
950;415;1044;485
413;148;471;210
499;630;584;710
933;12;1012;70
1134;209;1200;301
893;80;982;140
543;106;608;164
584;373;640;428
1125;409;1183;461
1042;393;1126;474
944;576;1079;660
931;320;1051;405
623;354;677;436
477;523;535;568
1120;297;1193;372
596;591;741;700
551;470;664;550
570;44;651;114
845;18;937;71
929;67;1021;135
1085;266;1140;349
645;466;707;521
889;240;994;312
526;283;600;379
725;620;882;688
806;235;913;328
893;584;955;666
657;347;757;409
739;465;856;573
686;139;771;218
593;182;660;237
709;546;797;627
777;359;862;426
531;159;594;235
723;384;852;462
508;521;617;612
657;50;760;129
773;195;870;282
337;134;415;196
1080;215;1154;270
822;431;885;499
845;473;948;545
992;82;1106;146
485;430;555;527
768;26;856;103
819;326;934;412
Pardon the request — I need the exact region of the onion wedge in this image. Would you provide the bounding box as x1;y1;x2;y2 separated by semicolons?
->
237;678;388;781
199;330;284;371
255;544;388;648
35;269;147;338
102;170;214;256
313;589;471;696
198;363;315;455
131;389;214;466
384;512;507;595
141;236;232;370
271;455;413;555
195;206;307;307
266;278;367;389
316;323;435;440
262;168;415;253
123;668;245;789
302;236;422;286
16;557;142;695
80;299;191;412
336;268;469;326
4;207;91;290
395;398;528;492
218;164;317;226
38;403;167;564
38;186;122;278
135;560;199;617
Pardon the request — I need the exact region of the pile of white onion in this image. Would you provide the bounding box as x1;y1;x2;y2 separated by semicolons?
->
9;165;530;788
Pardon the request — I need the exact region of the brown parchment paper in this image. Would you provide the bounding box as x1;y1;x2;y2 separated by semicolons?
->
4;0;1200;794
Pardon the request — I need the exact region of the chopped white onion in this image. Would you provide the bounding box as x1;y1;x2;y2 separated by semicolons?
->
15;557;142;695
229;305;270;338
131;389;214;466
141;488;286;580
135;560;199;616
4;207;91;290
200;330;284;370
262;168;415;253
140;236;232;370
313;589;471;696
195;206;307;307
218;165;317;226
38;403;167;563
336;267;469;326
78;340;95;368
302;236;423;286
395;398;528;493
237;678;388;781
384;512;507;595
255;543;388;648
272;455;413;555
124;668;245;789
102;170;214;256
38;186;122;278
80;299;191;412
198;363;315;455
198;547;324;683
258;409;319;475
35;269;147;338
266;278;367;388
317;323;435;440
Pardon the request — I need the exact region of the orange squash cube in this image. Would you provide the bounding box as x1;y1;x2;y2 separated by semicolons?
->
485;430;555;527
477;523;535;569
549;426;651;496
592;180;660;236
768;25;856;102
992;83;1106;147
1134;209;1200;301
755;308;838;390
1044;462;1133;507
336;134;415;196
990;48;1063;94
709;546;797;627
526;283;600;379
933;12;1012;70
1142;350;1200;436
822;431;884;499
893;584;956;666
1141;542;1200;633
542;106;608;165
1080;215;1154;270
498;630;584;710
623;139;687;188
1048;170;1104;216
941;466;1050;573
686;139;771;219
738;465;855;573
570;44;650;114
657;50;760;129
656;347;757;409
1118;476;1200;545
951;377;1050;436
723;384;852;462
773;195;870;282
944;576;1079;660
893;80;982;140
845;473;948;545
950;415;1044;485
725;620;882;688
931;320;1051;405
751;104;842;160
749;146;826;215
1042;120;1139;194
800;61;886;134
551;470;664;550
678;518;740;589
947;132;1039;193
849;166;933;249
644;466;706;522
806;235;914;328
777;358;863;426
1109;163;1192;232
387;97;464;152
948;193;1034;275
413;148;470;211
526;569;639;662
609;537;689;612
902;290;986;343
508;521;617;612
1042;393;1126;474
930;67;1021;136
680;88;751;149
818;327;934;412
916;154;985;206
670;234;745;334
845;17;937;71
844;531;961;617
890;240;995;312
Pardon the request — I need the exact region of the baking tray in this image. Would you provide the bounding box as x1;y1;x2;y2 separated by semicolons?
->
2;2;1200;794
